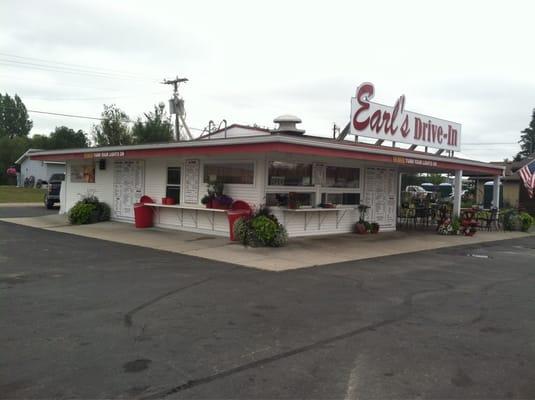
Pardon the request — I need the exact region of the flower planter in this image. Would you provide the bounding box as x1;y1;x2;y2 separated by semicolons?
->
355;223;367;234
204;199;214;208
162;197;176;205
211;198;232;210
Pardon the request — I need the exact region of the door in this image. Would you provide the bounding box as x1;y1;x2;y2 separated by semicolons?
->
364;167;397;229
113;160;145;219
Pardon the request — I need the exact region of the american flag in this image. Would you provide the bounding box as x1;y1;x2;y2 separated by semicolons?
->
519;159;535;199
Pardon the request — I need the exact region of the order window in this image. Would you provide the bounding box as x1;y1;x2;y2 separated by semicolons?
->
265;192;315;207
268;161;313;186
325;166;359;188
203;163;254;184
166;167;181;203
321;193;360;205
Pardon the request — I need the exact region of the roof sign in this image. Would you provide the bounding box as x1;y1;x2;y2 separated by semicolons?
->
350;82;461;151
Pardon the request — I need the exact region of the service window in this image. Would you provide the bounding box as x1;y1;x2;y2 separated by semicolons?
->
265;192;315;207
203;163;254;184
321;192;360;205
268;161;313;186
71;163;95;183
166;167;181;203
325;166;359;188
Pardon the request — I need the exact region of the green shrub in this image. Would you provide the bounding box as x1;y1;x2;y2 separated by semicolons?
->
68;195;111;225
68;203;97;225
451;217;461;233
234;207;288;247
271;225;288;247
95;202;111;222
234;217;257;246
519;212;534;232
251;215;278;245
502;209;522;231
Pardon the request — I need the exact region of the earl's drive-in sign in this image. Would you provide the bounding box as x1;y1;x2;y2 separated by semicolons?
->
350;83;461;151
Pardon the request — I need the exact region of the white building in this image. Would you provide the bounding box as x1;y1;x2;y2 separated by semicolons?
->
28;83;504;238
15;149;65;187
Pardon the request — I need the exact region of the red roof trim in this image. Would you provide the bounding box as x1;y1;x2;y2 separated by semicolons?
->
30;142;503;175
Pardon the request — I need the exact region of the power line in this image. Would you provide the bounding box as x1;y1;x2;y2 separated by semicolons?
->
0;104;206;131
0;60;158;83
0;52;160;81
26;109;104;121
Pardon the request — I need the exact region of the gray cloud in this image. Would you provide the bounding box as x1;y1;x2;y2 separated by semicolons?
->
1;0;534;161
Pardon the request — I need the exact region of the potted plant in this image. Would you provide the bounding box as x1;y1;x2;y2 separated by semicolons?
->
212;194;233;209
355;204;370;234
288;192;298;209
203;180;233;209
370;222;380;234
201;194;213;208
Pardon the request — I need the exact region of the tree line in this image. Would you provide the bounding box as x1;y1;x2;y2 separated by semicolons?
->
0;92;174;184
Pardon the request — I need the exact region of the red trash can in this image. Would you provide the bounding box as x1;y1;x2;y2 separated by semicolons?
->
134;203;153;228
227;200;252;241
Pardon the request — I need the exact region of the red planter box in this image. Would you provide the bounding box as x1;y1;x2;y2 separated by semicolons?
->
162;197;176;205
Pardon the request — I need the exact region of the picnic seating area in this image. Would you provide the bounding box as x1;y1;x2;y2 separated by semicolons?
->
397;198;500;232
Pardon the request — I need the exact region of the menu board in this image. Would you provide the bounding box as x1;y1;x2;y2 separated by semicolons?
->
184;159;200;204
113;160;144;218
364;168;397;229
312;163;325;186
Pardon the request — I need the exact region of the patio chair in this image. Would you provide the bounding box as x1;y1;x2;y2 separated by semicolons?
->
413;207;425;227
481;208;500;231
399;207;416;228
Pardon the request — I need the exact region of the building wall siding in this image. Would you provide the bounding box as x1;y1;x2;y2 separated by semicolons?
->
64;154;398;237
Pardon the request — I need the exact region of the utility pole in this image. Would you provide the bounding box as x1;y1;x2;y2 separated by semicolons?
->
162;76;189;141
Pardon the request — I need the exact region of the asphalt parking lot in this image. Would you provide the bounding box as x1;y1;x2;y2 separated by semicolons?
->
1;216;535;399
0;205;59;218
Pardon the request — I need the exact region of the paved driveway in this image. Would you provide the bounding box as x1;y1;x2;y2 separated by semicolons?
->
1;220;535;399
0;204;58;218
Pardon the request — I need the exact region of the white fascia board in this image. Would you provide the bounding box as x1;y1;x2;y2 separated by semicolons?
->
28;135;502;172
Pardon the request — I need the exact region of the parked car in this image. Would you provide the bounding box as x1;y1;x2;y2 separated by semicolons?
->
405;185;432;198
44;173;65;209
446;189;469;202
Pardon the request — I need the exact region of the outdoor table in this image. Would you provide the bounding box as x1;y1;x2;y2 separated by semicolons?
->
144;203;227;231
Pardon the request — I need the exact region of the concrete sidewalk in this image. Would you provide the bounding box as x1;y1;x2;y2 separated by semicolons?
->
1;213;532;271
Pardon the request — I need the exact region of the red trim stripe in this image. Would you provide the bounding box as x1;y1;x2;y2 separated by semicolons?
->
30;142;503;175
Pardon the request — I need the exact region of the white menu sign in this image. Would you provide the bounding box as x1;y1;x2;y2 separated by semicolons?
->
113;160;144;218
184;159;200;204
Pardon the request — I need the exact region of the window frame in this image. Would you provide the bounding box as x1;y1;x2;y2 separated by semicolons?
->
324;165;360;189
165;165;181;204
70;162;96;183
202;161;256;186
267;160;314;188
266;159;363;209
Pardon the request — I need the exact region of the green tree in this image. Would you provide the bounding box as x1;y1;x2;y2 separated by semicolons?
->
427;173;445;185
132;103;173;144
92;104;132;146
515;108;535;160
31;128;88;150
30;134;51;150
0;136;30;184
30;127;88;150
48;126;88;149
0;93;33;138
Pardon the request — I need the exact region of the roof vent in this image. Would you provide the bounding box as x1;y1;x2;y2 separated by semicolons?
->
272;114;305;135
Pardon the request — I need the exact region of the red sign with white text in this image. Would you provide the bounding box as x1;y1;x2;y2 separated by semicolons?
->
350;83;461;151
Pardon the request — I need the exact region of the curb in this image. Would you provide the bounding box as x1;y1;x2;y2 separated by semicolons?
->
0;202;43;207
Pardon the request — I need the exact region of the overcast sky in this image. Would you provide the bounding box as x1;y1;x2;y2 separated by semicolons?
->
2;0;534;161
